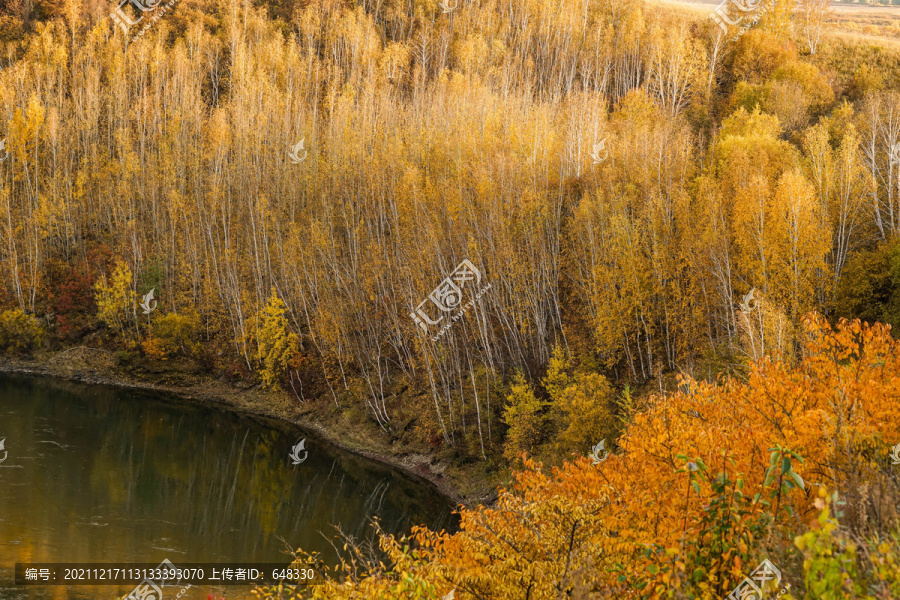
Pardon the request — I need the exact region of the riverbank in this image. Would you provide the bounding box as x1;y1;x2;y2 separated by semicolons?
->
0;348;499;509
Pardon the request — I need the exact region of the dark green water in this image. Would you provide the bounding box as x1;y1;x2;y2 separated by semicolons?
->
0;373;457;599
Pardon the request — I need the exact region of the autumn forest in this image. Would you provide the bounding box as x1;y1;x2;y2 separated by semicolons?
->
2;0;900;596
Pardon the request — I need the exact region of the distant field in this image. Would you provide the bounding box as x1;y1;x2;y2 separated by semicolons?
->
656;0;900;42
659;0;897;7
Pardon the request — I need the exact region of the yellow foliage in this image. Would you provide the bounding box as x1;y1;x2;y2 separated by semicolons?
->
0;0;889;498
0;308;44;354
94;261;134;339
543;345;616;458
549;372;615;456
501;372;545;463
255;290;299;390
143;312;199;359
141;336;168;360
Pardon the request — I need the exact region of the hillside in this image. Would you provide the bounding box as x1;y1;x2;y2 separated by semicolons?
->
1;0;900;595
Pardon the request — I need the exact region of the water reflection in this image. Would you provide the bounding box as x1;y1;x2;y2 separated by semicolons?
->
0;374;457;599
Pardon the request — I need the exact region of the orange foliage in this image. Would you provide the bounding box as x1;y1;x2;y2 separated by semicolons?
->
141;336;168;360
276;316;900;598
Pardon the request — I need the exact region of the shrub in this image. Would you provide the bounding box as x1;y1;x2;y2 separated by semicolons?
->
254;317;900;599
141;336;168;360
794;490;900;599
543;345;617;459
770;61;835;113
255;290;299;390
833;239;900;328
0;308;44;354
142;312;199;360
94;260;134;339
727;80;766;115
47;258;96;341
728;29;797;85
501;371;546;463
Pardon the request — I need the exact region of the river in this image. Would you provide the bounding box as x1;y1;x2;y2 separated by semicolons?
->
0;373;457;599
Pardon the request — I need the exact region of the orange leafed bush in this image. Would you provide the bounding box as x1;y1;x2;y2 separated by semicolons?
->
269;316;900;599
